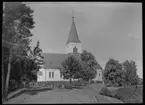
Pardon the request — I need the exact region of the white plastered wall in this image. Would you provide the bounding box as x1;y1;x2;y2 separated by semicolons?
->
66;42;82;53
93;69;103;81
37;68;64;81
37;68;80;82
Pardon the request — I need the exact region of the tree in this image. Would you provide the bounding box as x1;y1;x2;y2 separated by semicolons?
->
138;78;143;85
122;60;139;86
61;55;82;84
27;40;44;80
104;58;124;86
3;2;35;98
80;50;99;82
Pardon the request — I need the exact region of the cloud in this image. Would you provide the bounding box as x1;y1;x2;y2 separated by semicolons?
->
128;34;141;40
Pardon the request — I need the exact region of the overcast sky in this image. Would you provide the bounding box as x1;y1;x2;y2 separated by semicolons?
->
25;2;142;78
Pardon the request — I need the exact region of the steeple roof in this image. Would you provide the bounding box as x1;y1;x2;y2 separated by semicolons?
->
66;13;81;45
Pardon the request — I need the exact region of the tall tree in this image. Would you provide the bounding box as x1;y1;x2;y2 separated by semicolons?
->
104;58;124;86
3;2;35;98
61;55;82;84
7;40;44;91
122;60;139;86
80;50;100;82
27;40;44;78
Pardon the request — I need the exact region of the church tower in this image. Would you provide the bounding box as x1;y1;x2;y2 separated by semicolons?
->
66;12;82;53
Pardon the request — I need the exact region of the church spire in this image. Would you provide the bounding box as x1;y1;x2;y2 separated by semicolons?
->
66;11;81;45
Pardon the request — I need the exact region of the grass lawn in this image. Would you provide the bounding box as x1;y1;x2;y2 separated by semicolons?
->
88;83;123;103
95;94;123;103
115;85;143;103
5;82;142;104
98;84;143;103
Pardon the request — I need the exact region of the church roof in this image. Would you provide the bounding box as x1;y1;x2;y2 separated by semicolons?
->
42;53;81;69
42;52;102;70
66;16;81;44
42;53;69;69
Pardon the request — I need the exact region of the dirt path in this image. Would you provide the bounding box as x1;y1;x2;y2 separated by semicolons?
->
4;84;123;104
4;87;98;104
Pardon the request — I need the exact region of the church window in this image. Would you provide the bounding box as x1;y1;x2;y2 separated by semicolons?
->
60;73;63;78
73;47;78;53
52;72;54;78
39;71;43;76
49;72;51;78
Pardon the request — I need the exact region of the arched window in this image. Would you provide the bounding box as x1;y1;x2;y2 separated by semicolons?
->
39;71;43;76
52;72;54;78
73;47;78;53
60;73;63;78
49;72;51;78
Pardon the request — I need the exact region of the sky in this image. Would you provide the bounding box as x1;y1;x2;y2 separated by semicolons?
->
25;2;142;78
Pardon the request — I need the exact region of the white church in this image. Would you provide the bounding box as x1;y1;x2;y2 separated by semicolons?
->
37;14;103;82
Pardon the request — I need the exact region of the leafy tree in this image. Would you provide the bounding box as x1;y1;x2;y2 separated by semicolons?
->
3;2;35;98
9;40;44;86
122;60;139;86
104;58;124;86
138;78;143;85
26;40;44;80
61;55;82;84
80;50;99;82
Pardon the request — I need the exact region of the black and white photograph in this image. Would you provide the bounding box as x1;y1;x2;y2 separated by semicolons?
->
2;2;142;104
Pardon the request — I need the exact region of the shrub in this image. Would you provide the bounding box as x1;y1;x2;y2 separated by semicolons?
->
72;82;82;86
57;83;63;88
64;84;73;89
72;82;82;89
29;81;36;87
125;93;140;103
9;79;19;92
114;86;143;103
115;91;141;103
90;80;95;84
105;83;112;87
114;91;122;100
96;81;103;84
99;87;113;97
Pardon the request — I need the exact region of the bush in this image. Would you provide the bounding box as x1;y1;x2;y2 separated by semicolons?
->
114;91;122;100
90;80;95;84
96;81;103;84
72;82;82;86
57;83;63;88
105;84;112;87
36;81;52;87
99;87;113;97
114;91;140;103
125;94;140;103
9;79;19;92
64;84;73;89
114;86;143;103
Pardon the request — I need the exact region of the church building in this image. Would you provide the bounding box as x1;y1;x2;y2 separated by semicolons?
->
37;13;103;82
